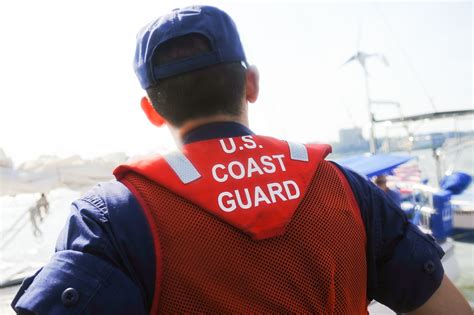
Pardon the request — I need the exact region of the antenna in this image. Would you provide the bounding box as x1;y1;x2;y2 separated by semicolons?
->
356;18;362;52
342;51;389;154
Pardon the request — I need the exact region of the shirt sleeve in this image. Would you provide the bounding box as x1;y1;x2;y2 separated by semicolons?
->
12;251;146;315
11;181;155;315
333;163;445;313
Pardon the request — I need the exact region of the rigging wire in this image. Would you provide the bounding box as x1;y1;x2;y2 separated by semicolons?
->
372;3;438;113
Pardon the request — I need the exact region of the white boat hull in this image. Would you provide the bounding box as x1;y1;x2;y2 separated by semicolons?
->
453;208;474;230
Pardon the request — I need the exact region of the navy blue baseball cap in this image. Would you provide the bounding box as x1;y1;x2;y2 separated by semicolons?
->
134;5;247;90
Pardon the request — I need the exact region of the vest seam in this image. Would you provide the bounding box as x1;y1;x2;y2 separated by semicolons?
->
119;178;163;315
329;162;367;238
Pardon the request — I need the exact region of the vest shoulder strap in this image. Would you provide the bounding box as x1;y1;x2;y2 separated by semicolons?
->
114;135;332;239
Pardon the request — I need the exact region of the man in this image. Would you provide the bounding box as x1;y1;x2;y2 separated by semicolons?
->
12;5;470;314
375;175;402;206
36;193;50;220
28;204;42;237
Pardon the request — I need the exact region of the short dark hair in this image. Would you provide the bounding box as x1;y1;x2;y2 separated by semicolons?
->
146;34;247;127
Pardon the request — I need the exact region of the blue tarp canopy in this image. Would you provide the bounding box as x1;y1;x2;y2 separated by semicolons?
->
336;154;415;178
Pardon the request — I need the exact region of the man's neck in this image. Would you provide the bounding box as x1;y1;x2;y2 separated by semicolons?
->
181;121;254;145
172;115;249;146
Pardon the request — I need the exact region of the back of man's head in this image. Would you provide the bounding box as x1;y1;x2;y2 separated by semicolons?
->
134;6;248;127
146;35;247;126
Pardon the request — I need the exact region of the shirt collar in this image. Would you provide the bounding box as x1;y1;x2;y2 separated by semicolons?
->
182;122;254;145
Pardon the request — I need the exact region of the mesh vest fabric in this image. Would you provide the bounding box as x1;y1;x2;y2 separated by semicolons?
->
121;160;367;314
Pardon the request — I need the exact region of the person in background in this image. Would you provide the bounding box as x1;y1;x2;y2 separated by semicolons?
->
11;5;471;315
36;193;49;221
375;174;402;206
28;205;42;237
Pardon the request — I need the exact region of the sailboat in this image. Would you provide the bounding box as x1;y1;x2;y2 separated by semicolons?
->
337;44;474;313
340;45;474;300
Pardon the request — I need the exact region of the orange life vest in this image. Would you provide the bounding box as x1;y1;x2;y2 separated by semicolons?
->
114;135;367;314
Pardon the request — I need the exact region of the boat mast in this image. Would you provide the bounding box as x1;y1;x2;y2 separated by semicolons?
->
363;68;377;154
343;51;388;154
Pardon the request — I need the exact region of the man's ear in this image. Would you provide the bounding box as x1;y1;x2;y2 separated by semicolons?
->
245;65;260;103
140;96;165;127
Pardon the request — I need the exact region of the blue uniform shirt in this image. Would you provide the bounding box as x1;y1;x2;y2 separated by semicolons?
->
386;188;402;206
12;122;445;314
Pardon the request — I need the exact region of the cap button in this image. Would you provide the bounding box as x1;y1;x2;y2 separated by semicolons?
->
424;260;436;274
61;287;79;306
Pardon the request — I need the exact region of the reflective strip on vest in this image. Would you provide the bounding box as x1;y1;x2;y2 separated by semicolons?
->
287;142;309;162
163;151;201;184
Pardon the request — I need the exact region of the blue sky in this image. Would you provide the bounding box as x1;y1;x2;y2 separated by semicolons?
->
0;1;471;163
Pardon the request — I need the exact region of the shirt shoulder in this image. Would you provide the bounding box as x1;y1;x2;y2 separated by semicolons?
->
75;181;156;306
12;181;155;314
